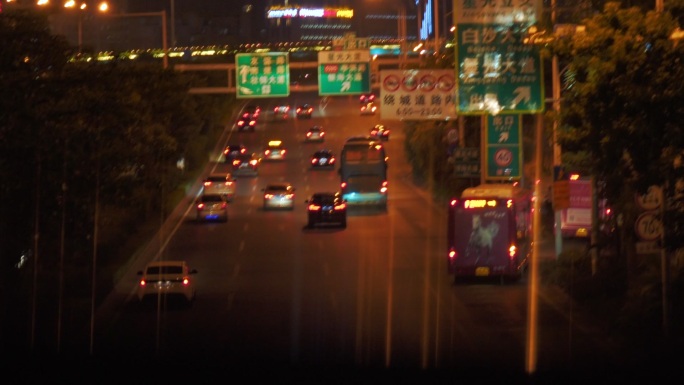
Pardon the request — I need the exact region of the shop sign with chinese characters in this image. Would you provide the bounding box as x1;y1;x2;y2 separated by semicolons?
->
379;70;457;120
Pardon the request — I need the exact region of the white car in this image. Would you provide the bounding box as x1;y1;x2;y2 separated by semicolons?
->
202;173;236;201
262;182;296;210
195;194;228;222
137;260;197;304
305;126;325;142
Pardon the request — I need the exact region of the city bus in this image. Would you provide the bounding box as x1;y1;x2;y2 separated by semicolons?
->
447;183;532;282
339;138;388;210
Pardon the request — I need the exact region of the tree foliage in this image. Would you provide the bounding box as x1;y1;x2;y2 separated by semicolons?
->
554;2;684;222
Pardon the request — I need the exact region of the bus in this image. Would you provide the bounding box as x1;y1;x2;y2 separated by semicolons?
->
339;138;388;210
447;184;532;282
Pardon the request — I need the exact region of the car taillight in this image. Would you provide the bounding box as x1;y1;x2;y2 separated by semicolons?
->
285;194;294;199
448;249;458;261
249;160;258;166
204;181;211;186
308;204;321;211
226;181;233;186
238;121;244;126
335;203;346;210
221;203;227;209
265;150;271;155
311;158;317;164
197;203;205;210
182;277;190;286
139;279;147;287
232;160;240;166
264;194;273;199
306;132;312;137
281;149;286;154
320;132;325;136
380;181;388;193
340;182;347;189
329;158;335;163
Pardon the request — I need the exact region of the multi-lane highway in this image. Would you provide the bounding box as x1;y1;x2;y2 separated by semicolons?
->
87;93;624;382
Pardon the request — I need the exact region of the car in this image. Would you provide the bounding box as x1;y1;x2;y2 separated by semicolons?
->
231;152;260;177
359;93;376;104
202;173;236;201
296;104;313;119
262;182;296;210
305;192;347;228
345;135;375;144
360;102;377;115
273;104;291;120
310;149;336;169
369;124;390;140
236;116;256;132
242;104;260;119
137;260;197;304
263;140;286;160
223;144;247;162
194;194;228;222
305;126;325;142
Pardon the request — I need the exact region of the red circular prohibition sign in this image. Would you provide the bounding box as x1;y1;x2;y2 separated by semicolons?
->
436;74;455;92
383;74;401;92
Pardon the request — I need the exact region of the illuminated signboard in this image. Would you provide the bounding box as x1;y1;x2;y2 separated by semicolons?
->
235;53;290;98
267;7;353;19
464;199;498;209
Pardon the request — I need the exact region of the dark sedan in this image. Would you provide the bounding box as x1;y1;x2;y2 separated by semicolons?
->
310;149;336;169
305;192;347;228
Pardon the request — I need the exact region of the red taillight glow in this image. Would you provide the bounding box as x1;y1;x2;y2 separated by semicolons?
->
264;194;273;199
448;249;457;260
334;203;346;210
197;203;205;210
183;278;190;286
249;160;258;166
265;150;271;155
232;160;240;166
450;199;458;206
311;158;317;164
285;194;294;199
281;149;286;154
139;279;146;286
308;204;321;211
306;132;312;137
340;182;347;189
225;181;233;186
240;148;246;154
221;203;227;209
380;181;388;193
204;181;212;186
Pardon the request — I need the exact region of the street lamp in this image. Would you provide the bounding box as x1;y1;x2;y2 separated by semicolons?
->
64;1;108;55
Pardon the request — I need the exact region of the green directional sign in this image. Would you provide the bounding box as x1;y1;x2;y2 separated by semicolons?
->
485;114;522;180
318;50;371;96
456;23;544;114
235;52;289;99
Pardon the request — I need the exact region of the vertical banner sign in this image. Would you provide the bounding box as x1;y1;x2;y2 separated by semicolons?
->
485;114;522;180
318;50;371;96
235;52;290;99
379;70;457;120
455;0;544;115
